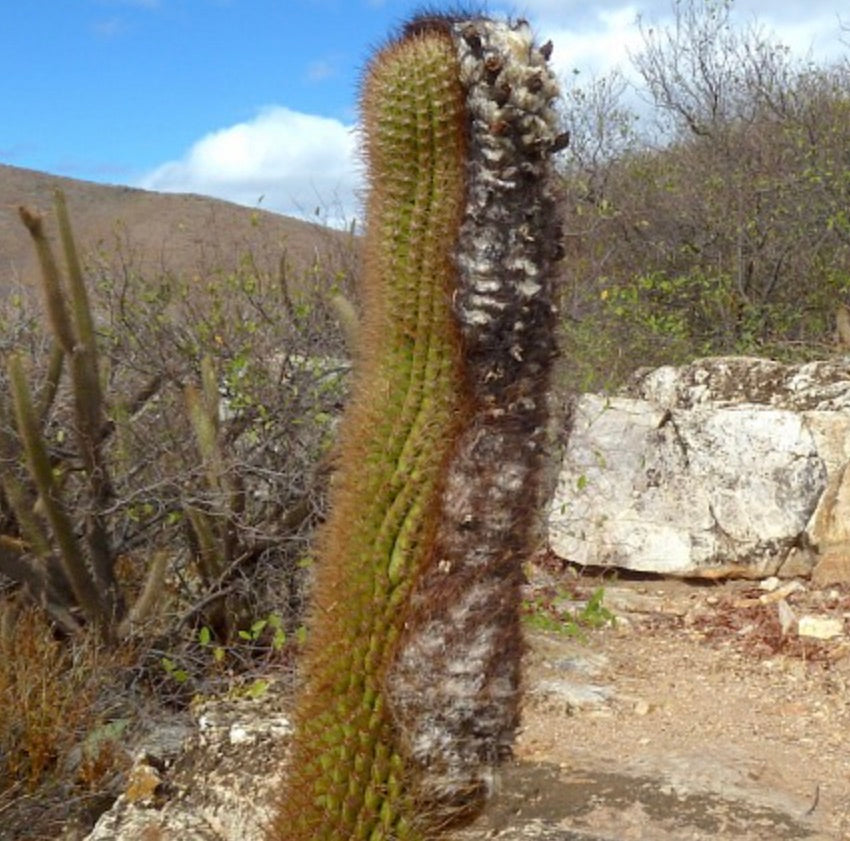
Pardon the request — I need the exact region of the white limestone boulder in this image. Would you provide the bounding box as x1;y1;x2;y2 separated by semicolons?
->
548;357;850;578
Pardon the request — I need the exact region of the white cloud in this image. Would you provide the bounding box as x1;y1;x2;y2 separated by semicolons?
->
537;6;644;80
139;106;362;224
306;58;337;82
138;2;847;227
518;1;846;79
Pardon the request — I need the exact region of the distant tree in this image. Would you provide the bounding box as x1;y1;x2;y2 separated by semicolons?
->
557;0;850;391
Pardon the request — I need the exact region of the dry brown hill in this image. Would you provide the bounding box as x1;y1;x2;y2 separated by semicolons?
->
0;163;349;297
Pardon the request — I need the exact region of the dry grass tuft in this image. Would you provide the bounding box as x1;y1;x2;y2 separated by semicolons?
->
0;601;134;838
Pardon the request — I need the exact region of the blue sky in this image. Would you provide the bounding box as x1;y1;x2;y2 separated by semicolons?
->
2;0;847;222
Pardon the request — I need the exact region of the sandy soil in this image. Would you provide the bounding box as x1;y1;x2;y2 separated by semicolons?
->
459;566;850;840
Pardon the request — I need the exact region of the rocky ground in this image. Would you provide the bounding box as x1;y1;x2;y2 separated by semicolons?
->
58;564;850;841
457;565;850;840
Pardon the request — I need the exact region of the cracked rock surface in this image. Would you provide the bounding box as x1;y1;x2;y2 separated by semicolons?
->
549;356;850;578
83;691;291;841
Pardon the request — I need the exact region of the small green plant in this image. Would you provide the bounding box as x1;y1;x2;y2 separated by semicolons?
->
160;656;190;685
581;586;617;629
236;613;288;650
159;611;306;692
197;625;223;658
233;677;271;701
522;586;616;640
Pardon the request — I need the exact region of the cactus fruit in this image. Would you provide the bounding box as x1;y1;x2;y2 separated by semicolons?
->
272;13;563;840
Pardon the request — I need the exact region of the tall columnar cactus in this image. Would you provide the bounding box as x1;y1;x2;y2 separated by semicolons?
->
7;197;120;638
2;194;167;639
272;14;564;840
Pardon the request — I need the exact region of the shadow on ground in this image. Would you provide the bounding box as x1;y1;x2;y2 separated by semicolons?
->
456;760;821;841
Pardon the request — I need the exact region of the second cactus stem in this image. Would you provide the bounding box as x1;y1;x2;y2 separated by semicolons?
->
272;14;564;841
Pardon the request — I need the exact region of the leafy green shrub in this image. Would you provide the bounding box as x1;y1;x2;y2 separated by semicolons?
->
556;0;850;392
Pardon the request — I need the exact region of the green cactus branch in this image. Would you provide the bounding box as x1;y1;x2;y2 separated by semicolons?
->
18;205;76;355
17;196;120;617
53;189;108;474
1;193;165;637
54;189;97;358
36;340;65;425
0;470;52;562
0;395;80;632
7;354;111;635
184;355;246;582
273;13;563;841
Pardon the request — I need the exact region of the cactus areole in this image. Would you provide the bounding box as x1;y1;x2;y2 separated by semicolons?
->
272;14;564;840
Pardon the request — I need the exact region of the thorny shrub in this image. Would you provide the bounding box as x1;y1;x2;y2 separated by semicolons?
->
0;208;359;838
556;0;850;392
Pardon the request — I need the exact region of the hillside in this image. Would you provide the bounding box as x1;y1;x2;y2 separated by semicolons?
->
0;163;349;296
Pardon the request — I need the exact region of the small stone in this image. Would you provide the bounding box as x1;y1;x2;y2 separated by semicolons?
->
229;724;251;745
777;599;796;637
759;576;781;592
812;549;850;587
634;698;651;716
615;615;633;632
759;579;805;604
124;762;162;804
798;614;845;640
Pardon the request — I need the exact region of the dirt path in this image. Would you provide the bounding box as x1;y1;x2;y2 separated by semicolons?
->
459;569;850;840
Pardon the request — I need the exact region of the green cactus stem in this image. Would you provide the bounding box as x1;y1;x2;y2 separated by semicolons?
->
183;355;246;586
272;14;563;840
7;354;110;632
19;198;120;620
